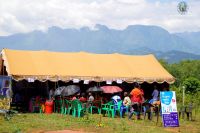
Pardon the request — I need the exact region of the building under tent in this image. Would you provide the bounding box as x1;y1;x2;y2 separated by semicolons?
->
0;48;175;111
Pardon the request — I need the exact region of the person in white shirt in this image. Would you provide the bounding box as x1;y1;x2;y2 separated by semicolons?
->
88;92;94;102
123;92;131;107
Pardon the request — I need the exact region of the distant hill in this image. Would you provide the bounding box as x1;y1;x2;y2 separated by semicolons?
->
0;24;200;63
155;50;200;63
175;32;200;51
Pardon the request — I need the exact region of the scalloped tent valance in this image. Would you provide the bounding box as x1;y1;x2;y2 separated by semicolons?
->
1;49;175;84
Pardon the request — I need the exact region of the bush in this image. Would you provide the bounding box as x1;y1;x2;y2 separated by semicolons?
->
183;77;200;93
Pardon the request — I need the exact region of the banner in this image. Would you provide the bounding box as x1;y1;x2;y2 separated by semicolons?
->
160;91;179;127
0;76;12;98
0;76;12;110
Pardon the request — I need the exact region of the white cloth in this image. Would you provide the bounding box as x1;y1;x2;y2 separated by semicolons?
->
123;96;131;106
88;95;94;102
112;95;121;103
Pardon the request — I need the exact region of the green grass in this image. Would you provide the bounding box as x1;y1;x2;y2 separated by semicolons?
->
0;112;200;133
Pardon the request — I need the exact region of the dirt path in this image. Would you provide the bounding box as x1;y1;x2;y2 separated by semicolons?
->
45;130;88;133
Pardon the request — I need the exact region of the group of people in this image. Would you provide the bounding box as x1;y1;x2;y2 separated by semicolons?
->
71;92;95;103
49;88;95;103
111;84;160;120
49;84;161;119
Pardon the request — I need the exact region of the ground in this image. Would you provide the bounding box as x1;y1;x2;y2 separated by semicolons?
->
0;112;200;133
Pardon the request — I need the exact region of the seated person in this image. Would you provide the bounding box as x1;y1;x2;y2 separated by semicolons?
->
121;92;131;117
71;95;77;100
111;94;121;103
123;92;131;107
88;92;94;102
79;93;87;102
111;94;121;112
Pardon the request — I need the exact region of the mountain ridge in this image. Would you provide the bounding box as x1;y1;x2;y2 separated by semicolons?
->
0;24;200;63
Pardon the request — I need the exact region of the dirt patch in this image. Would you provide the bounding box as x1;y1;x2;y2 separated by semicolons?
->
164;127;181;133
45;130;90;133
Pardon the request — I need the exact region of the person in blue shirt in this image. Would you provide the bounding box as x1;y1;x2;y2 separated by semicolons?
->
149;86;159;105
152;86;159;102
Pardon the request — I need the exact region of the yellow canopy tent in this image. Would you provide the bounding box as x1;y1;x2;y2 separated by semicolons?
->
1;49;175;84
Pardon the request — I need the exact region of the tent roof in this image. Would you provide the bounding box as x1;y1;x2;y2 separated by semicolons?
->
1;49;175;84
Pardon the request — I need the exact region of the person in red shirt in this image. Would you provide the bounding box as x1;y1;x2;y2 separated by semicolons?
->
79;93;87;102
129;83;144;120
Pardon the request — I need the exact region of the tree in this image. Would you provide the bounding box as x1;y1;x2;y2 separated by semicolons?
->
183;77;200;93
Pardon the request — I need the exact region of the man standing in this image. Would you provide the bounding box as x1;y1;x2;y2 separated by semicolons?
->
152;86;159;102
129;83;144;120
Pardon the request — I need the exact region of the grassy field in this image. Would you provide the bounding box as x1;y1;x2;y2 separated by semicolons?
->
0;112;200;133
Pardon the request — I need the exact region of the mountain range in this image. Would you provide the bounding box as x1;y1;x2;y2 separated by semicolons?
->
0;24;200;63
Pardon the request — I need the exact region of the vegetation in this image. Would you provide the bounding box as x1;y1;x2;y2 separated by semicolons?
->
159;59;200;106
0;113;200;133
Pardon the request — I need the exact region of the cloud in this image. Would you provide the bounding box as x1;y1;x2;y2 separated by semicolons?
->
0;0;199;36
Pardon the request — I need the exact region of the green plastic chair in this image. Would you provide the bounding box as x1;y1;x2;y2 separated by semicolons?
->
88;100;102;114
108;103;115;118
54;98;64;114
101;101;115;118
71;100;86;117
114;100;122;116
63;99;72;115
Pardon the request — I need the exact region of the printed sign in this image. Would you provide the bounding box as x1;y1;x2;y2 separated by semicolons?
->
160;91;179;127
0;76;12;97
0;76;12;110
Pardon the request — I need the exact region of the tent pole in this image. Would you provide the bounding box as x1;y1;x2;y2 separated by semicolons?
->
46;80;49;99
2;60;4;75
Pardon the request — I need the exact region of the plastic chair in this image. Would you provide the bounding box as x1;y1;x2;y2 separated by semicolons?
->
120;105;130;118
63;99;72;115
128;103;141;119
179;106;185;119
113;100;122;116
88;100;102;114
101;101;115;118
54;98;64;114
71;100;86;117
185;104;193;120
142;102;153;120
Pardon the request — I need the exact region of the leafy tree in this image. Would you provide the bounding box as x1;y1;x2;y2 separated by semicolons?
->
183;77;200;93
159;59;200;106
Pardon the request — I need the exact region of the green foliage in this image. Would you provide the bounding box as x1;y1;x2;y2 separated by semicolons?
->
169;60;200;87
159;59;200;106
183;77;200;93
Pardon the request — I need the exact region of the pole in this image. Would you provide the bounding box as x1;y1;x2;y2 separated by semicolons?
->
182;86;185;106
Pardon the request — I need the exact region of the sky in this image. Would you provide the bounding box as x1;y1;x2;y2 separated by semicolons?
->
0;0;199;36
